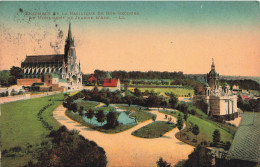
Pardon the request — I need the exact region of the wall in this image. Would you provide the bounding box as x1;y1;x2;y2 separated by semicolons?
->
17;78;42;86
209;96;220;115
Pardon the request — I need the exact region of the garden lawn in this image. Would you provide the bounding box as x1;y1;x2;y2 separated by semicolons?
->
76;100;100;110
130;110;155;122
179;102;208;119
132;121;176;138
159;110;235;145
129;87;194;97
0;93;64;167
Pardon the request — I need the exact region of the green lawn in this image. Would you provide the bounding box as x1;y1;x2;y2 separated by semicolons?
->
0;93;64;167
159;110;235;145
180;102;209;119
75;100;115;112
128;87;194;96
76;100;100;110
132;121;176;138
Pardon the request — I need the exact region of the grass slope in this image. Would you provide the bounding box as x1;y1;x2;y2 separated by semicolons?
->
0;93;64;167
132;121;176;138
159;110;235;145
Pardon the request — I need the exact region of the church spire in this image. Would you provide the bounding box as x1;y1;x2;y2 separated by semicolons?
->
68;22;72;41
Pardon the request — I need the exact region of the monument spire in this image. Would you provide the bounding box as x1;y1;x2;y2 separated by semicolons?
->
211;58;215;70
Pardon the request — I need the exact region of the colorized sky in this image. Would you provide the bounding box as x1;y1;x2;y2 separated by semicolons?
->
0;1;259;76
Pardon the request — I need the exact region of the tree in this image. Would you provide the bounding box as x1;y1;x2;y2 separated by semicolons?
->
184;113;188;122
70;103;77;113
27;126;107;167
134;88;142;97
160;100;168;110
146;94;160;109
124;95;133;106
124;82;129;91
96;110;105;126
192;124;200;144
212;129;221;145
183;144;213;167
85;109;94;123
177;114;184;138
78;106;84;116
8;76;16;85
156;157;171;167
106;111;118;128
104;97;111;107
169;94;178;109
177;103;188;114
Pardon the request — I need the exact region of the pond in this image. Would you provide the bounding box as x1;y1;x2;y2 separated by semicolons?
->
81;111;137;127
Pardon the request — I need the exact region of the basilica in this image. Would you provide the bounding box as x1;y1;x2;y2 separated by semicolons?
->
18;23;82;91
203;59;238;120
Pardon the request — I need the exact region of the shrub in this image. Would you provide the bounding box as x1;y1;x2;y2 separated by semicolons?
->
26;126;107;167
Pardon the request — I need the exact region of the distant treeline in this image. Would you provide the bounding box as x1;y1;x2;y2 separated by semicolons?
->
220;79;260;91
93;70;185;80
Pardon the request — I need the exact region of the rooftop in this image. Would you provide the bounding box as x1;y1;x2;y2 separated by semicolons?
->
24;54;64;63
103;78;118;87
226;112;260;163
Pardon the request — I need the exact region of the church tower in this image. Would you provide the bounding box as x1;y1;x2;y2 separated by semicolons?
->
207;58;219;91
64;22;76;69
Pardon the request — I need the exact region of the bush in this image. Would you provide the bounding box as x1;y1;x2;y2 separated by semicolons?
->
157;157;171;167
26;126;107;167
152;115;157;121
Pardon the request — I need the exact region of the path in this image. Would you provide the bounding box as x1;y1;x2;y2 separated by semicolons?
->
53;105;194;167
0;90;80;105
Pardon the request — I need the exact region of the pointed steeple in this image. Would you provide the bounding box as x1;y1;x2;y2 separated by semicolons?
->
68;22;72;41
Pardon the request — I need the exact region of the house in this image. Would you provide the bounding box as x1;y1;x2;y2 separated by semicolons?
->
88;75;97;84
102;78;121;92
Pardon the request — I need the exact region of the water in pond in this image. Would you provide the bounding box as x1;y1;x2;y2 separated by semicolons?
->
117;112;136;125
81;111;136;127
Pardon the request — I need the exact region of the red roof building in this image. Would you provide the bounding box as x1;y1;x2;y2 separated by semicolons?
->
103;78;121;91
88;75;97;83
241;95;250;101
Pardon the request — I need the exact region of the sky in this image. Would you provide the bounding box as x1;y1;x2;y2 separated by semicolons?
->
0;1;260;76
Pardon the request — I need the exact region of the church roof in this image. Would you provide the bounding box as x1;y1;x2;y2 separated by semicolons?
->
24;54;64;63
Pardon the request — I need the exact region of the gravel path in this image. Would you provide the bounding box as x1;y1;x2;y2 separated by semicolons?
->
53;105;194;167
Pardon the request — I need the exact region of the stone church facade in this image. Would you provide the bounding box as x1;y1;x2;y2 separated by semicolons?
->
20;23;82;90
203;60;238;121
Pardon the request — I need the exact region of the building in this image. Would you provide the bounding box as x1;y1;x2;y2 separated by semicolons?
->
103;78;121;92
224;112;260;167
18;23;82;90
88;75;97;84
203;59;238;120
